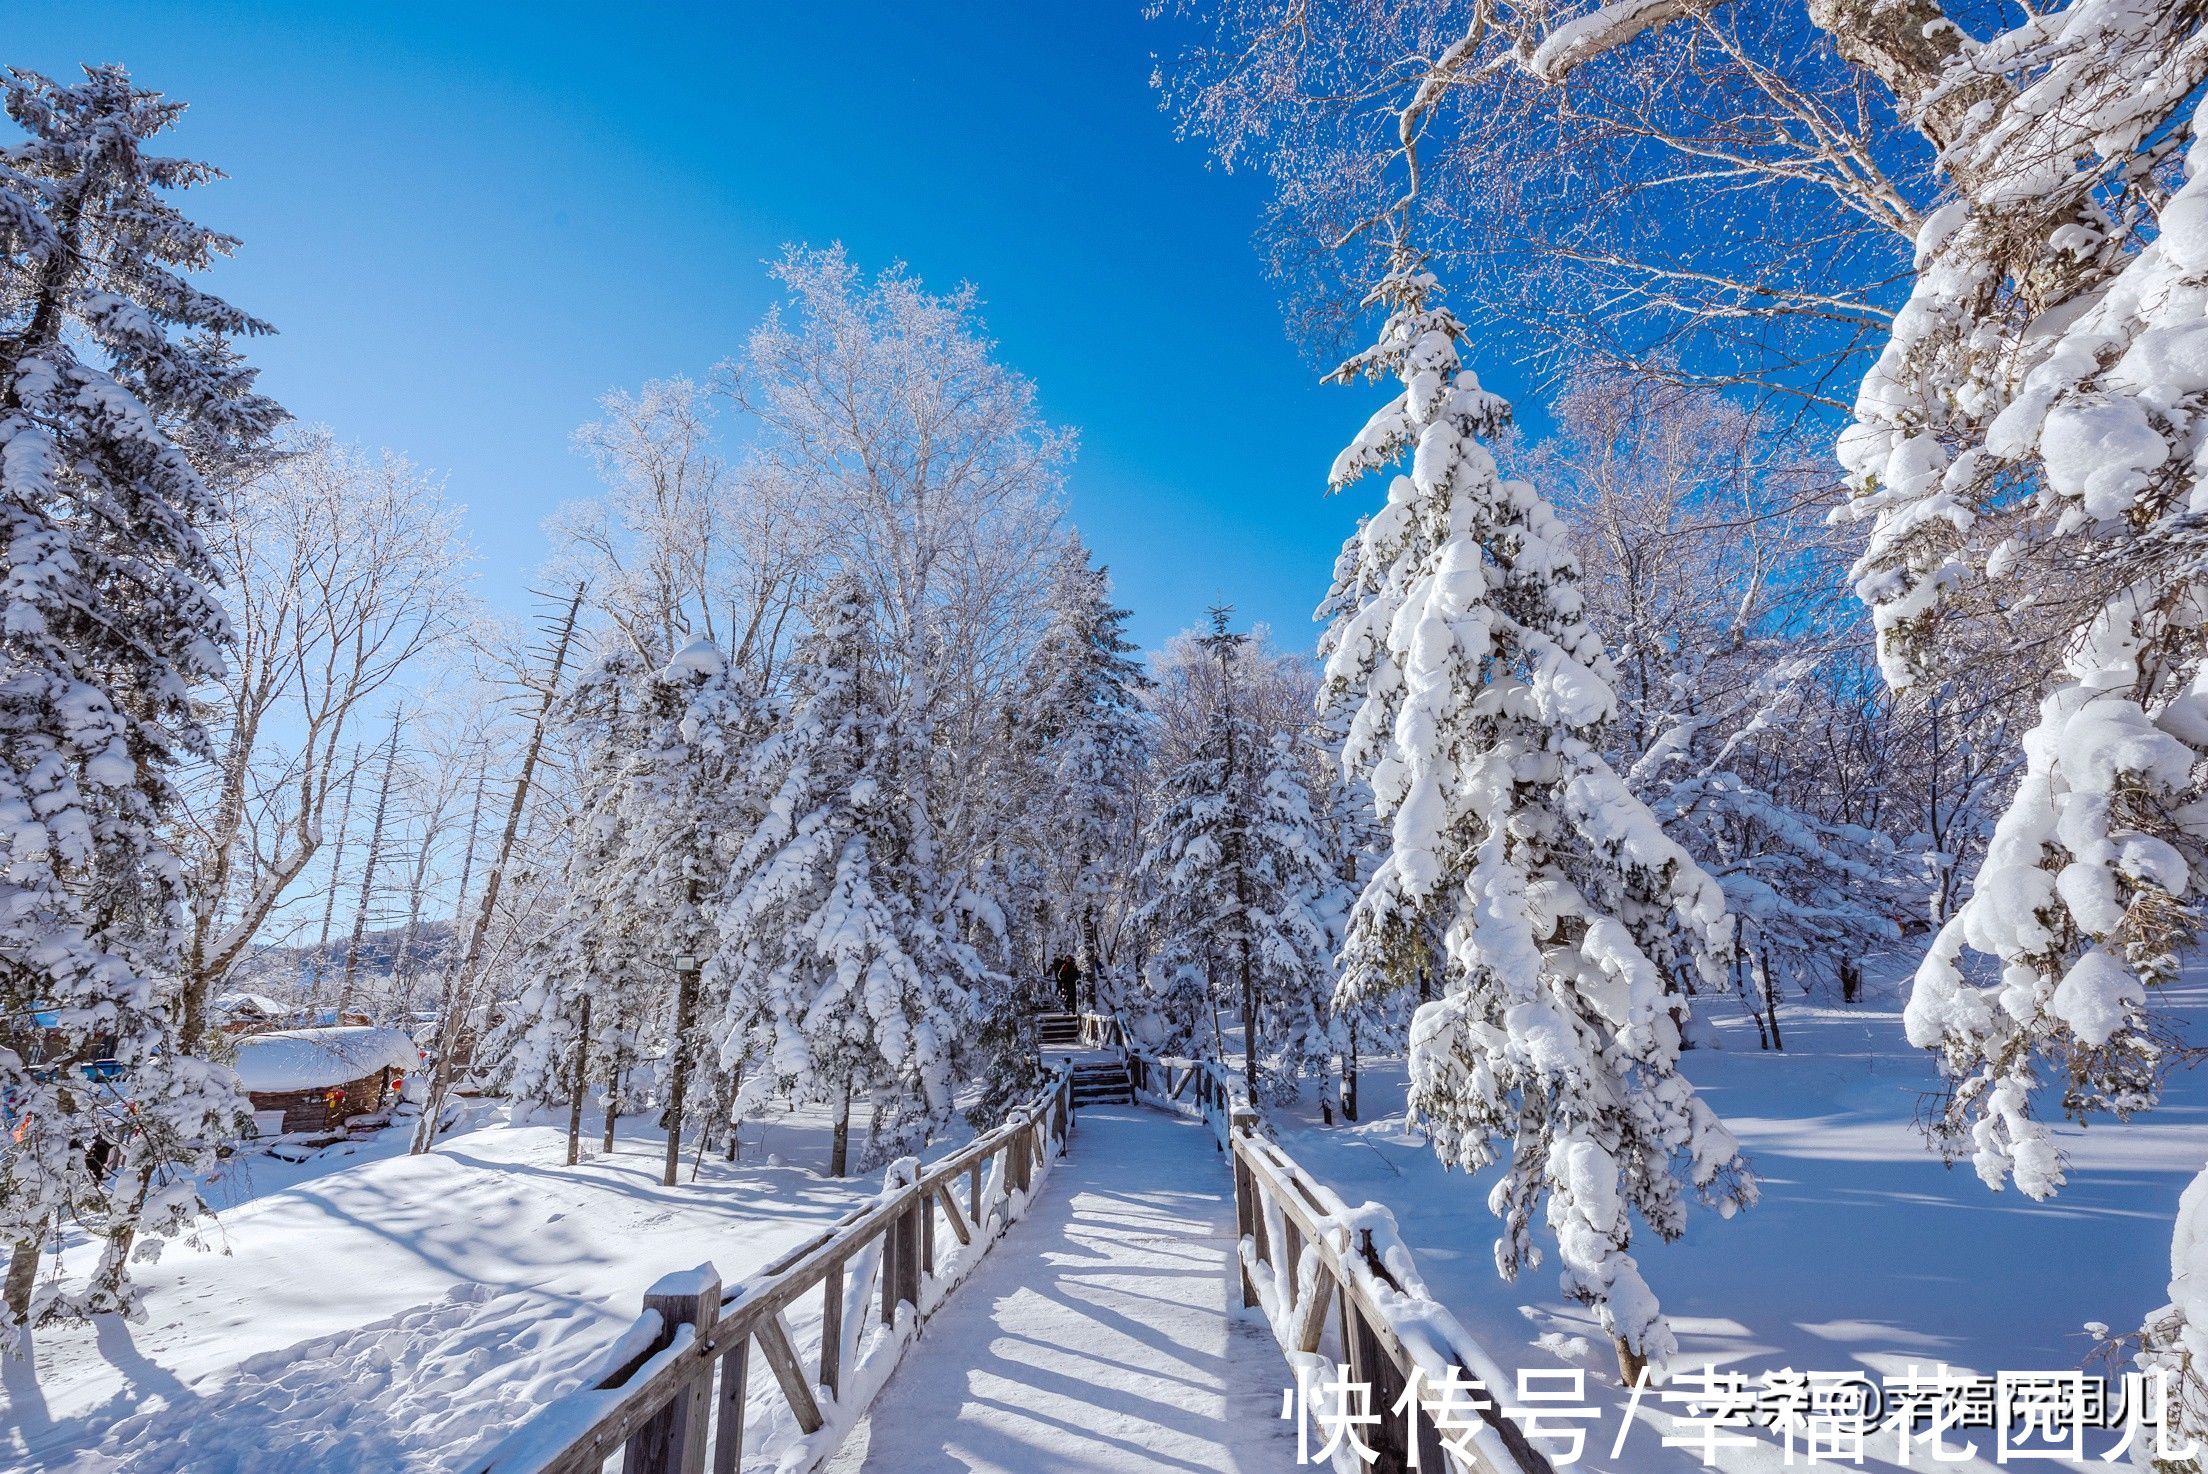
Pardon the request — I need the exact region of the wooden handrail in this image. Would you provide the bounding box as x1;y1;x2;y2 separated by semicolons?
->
1117;1037;1550;1474
468;1068;1077;1474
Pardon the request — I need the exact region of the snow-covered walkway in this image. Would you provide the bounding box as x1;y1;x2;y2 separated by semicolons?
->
825;1104;1297;1474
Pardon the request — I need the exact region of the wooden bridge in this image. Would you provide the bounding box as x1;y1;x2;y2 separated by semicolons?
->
466;1015;1552;1474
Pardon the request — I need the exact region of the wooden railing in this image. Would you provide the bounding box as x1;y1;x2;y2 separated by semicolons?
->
1116;1035;1550;1474
1077;1011;1244;1138
468;1069;1076;1474
1074;1010;1126;1051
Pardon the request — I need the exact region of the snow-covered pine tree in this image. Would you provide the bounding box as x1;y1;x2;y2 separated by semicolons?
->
1132;612;1342;1101
711;582;990;1175
1315;709;1403;1122
505;635;753;1179
1026;537;1151;995
1318;254;1752;1380
1835;56;2208;1434
1248;732;1350;1094
0;65;282;1337
962;538;1149;1126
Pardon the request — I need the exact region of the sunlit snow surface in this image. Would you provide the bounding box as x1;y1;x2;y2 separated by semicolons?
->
7;962;2203;1473
1266;961;2208;1472
3;1103;927;1472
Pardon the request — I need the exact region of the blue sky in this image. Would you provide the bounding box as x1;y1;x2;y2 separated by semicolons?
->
6;1;1520;653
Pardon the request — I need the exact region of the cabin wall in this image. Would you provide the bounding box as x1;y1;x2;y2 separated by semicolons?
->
247;1068;395;1135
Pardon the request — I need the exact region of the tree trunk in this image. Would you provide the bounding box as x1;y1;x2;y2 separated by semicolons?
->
1080;904;1103;1013
5;1236;38;1326
412;585;585;1155
830;1079;853;1178
1238;938;1258;1102
86;1156;152;1313
724;1065;746;1162
602;1064;621;1152
312;749;362;1006
1613;1334;1648;1388
661;950;700;1188
565;994;592;1167
1341;1014;1360;1124
1758;945;1785;1053
1840;958;1862;1004
1735;949;1770;1051
387;828;435;1024
1803;0;2004;162
337;718;401;1017
1208;958;1226;1059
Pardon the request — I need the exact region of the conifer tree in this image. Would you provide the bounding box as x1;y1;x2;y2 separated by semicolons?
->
1318;254;1751;1379
1025;537;1151;992
1133;612;1342;1099
0;65;282;1337
711;582;990;1175
505;636;752;1178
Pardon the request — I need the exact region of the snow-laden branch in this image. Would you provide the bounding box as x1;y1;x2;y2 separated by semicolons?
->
1529;0;1732;83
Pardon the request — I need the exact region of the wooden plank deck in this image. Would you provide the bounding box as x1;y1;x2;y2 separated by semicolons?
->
823;1105;1298;1474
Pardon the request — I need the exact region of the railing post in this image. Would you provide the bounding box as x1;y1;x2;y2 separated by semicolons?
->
880;1212;901;1326
891;1199;914;1312
712;1333;747;1474
921;1188;936;1278
624;1264;719;1474
1229;1124;1261;1310
819;1257;844;1400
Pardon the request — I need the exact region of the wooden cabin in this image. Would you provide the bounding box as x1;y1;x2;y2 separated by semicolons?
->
210;992;291;1036
233;1026;420;1137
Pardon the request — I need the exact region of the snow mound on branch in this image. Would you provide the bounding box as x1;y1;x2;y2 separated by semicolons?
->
662;637;726;679
231;1027;419;1093
82;1284;608;1474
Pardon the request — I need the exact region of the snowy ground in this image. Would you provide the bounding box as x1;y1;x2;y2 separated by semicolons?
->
12;968;2202;1474
2;1101;966;1474
1266;961;2208;1472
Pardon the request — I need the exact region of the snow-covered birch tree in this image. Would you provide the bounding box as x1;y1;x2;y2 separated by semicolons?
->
1319;255;1753;1381
177;431;470;1042
720;247;1071;901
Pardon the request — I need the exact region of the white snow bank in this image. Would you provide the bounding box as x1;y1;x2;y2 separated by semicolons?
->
81;1284;614;1474
8;1107;902;1472
231;1026;419;1093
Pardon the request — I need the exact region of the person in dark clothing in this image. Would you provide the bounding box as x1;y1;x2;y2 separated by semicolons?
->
1051;954;1079;1014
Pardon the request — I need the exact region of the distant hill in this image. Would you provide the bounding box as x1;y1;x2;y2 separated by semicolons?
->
227;920;459;1012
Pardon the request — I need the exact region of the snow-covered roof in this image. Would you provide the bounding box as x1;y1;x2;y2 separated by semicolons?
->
212;992;288;1018
232;1026;419;1093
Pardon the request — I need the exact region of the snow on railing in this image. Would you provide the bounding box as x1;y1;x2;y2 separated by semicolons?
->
465;1067;1076;1474
1119;1035;1551;1474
